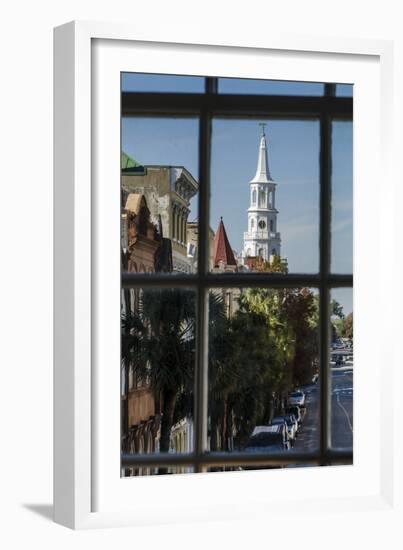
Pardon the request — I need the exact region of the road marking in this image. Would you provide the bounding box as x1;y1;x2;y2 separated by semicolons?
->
336;393;353;433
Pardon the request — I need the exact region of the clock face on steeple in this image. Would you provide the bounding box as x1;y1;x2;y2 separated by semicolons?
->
258;220;266;229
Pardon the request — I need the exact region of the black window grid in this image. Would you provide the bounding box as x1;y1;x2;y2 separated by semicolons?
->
121;77;353;472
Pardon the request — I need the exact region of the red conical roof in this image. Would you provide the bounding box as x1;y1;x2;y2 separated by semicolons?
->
213;218;237;267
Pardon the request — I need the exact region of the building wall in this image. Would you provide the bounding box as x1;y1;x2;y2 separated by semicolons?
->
128;387;155;428
187;223;215;272
122;167;197;273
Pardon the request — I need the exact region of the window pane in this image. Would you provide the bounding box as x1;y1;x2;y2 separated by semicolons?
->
208;287;320;461
331;121;353;274
336;84;353;97
121;117;199;274
121;288;196;476
330;288;353;454
122;72;204;93
210;119;319;274
218;78;324;96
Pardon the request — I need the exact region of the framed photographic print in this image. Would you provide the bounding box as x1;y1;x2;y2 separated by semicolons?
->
54;21;395;529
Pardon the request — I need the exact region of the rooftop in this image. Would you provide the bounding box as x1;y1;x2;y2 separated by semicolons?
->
121;152;147;175
213;218;237;267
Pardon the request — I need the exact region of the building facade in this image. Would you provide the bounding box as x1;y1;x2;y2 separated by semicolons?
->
122;162;198;273
120;193;161;463
242;126;281;263
186;221;215;272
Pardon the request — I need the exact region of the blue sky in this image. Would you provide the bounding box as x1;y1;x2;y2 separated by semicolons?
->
121;74;353;314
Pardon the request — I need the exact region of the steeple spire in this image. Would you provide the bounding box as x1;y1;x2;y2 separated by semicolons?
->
251;124;272;183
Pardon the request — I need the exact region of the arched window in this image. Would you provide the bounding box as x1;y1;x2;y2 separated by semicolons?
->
252;189;256;205
259;190;265;207
250;218;255;231
271;248;276;256
258;248;264;257
270;220;274;232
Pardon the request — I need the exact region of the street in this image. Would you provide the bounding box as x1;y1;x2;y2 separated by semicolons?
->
331;366;353;449
291;365;353;454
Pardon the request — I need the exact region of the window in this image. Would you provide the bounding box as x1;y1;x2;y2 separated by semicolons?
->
121;75;353;475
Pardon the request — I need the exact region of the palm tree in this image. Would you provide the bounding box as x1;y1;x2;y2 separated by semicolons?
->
122;288;196;454
207;292;236;451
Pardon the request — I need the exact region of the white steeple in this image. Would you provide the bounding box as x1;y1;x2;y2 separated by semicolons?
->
241;123;281;265
250;124;272;183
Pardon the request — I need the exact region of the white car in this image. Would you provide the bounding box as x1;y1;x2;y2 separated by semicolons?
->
287;390;306;407
284;414;299;439
271;415;298;443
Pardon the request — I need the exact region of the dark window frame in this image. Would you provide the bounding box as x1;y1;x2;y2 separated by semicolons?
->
121;77;353;472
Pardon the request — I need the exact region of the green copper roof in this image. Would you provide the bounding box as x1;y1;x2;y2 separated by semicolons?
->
121;152;147;174
121;152;140;169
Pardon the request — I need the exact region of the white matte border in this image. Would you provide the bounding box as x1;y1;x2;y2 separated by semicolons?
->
54;21;395;529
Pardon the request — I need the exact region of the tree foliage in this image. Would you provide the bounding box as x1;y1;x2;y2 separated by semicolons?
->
343;312;353;338
122;283;320;454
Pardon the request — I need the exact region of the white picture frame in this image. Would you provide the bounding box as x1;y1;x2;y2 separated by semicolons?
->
54;20;397;530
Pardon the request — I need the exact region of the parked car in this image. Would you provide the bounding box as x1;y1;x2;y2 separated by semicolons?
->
246;425;290;452
271;415;298;443
287;390;306;407
285;405;304;425
284;414;299;439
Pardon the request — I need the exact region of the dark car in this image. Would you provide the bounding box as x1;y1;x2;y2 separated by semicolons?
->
244;425;290;452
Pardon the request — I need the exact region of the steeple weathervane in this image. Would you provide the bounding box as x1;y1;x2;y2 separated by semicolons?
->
259;122;266;137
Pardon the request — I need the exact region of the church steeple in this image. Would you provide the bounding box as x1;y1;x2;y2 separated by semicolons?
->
250;123;272;183
242;123;281;264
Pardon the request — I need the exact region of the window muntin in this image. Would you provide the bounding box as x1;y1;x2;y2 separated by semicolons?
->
121;74;353;476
